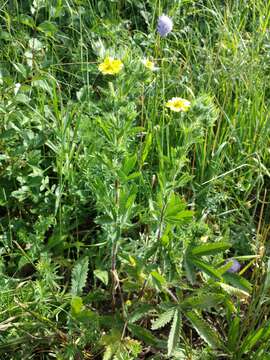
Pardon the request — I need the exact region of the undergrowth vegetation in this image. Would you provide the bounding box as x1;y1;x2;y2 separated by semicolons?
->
0;0;270;359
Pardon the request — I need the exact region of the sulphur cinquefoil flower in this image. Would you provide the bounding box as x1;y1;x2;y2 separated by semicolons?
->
98;57;123;75
142;58;158;71
165;97;191;112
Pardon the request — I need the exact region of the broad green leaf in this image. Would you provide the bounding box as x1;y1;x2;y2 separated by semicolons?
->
191;242;230;256
37;21;58;36
185;311;221;349
94;269;109;286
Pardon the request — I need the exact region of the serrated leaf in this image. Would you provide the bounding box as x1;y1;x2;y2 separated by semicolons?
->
128;324;158;346
223;272;252;293
129;304;154;323
168;309;182;356
191;242;230;256
181;293;224;310
151;308;175;330
219;283;250;299
192;258;222;280
71;257;89;295
185;311;221;349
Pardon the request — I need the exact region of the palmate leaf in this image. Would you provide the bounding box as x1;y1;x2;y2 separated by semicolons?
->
168;309;182;356
185;310;222;349
71;257;89;295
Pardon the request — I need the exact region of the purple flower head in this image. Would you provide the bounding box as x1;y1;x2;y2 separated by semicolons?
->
157;15;173;37
226;259;241;273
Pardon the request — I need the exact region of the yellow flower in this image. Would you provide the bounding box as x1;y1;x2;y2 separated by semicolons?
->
165;97;191;112
142;58;158;71
98;57;123;75
125;300;132;307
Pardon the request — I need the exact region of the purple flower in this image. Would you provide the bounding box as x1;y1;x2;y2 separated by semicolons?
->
157;15;173;37
226;259;241;273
